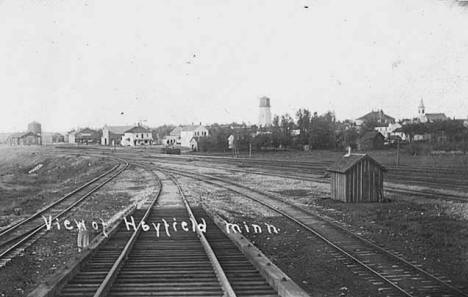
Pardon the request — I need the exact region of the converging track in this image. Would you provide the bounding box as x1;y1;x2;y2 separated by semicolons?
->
144;155;468;202
47;148;468;296
155;165;468;297
0;160;128;267
54;147;468;201
54;165;282;297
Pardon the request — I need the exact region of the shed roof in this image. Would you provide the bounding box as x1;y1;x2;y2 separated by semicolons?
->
8;131;39;138
425;113;447;121
360;131;384;142
181;125;206;132
327;154;386;174
78;128;99;134
104;125;134;134
169;126;182;136
170;125;206;136
356;110;395;123
125;126;151;133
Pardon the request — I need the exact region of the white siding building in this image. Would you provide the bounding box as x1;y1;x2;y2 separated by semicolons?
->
101;125;133;146
375;123;406;141
121;126;153;146
169;125;209;148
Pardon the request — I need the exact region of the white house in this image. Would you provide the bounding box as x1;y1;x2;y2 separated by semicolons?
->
162;135;178;146
189;137;199;151
121;126;153;146
227;135;235;149
170;125;209;148
101;125;133;146
375;123;406;141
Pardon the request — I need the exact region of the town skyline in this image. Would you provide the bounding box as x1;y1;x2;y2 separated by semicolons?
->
1;0;468;133
0;97;463;134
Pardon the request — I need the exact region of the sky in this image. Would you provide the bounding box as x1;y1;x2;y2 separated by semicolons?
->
0;0;468;132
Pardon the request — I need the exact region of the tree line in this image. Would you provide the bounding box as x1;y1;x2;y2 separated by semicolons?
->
194;109;362;152
158;109;468;153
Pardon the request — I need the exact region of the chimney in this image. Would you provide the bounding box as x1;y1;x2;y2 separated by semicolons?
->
344;146;351;157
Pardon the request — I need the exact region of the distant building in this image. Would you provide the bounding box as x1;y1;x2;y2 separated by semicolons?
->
227;134;235;149
358;131;385;150
0;133;11;144
68;128;101;144
413;133;432;142
355;110;395;127
28;121;42;135
7;122;43;145
151;130;160;144
169;125;209;148
121;126;153;146
42;132;65;144
7;132;41;146
67;130;75;144
327;154;386;203
162;135;178;146
189;137;199;151
101;125;133;146
417;99;448;123
258;97;272;127
374;123;406;141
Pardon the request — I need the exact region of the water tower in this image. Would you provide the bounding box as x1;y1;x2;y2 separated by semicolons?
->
258;97;272;127
28;121;42;135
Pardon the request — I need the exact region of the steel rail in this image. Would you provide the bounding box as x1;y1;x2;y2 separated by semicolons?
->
92;164;236;297
0;162;121;238
51;151;467;294
0;161;129;261
146;157;468;202
92;164;163;297
56;148;468;192
158;165;468;297
166;172;237;297
54;145;468;175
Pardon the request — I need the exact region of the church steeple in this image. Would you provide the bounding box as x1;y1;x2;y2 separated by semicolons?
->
418;98;425;115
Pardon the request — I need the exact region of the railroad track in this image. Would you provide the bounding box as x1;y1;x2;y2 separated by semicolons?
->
103;150;468;193
0;160;128;267
55;147;468;190
157;165;468;297
54;166;285;297
135;157;468;202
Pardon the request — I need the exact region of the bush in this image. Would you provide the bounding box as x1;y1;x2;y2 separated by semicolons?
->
405;143;433;156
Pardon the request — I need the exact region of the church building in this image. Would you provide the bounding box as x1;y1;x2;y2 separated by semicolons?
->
417;99;448;123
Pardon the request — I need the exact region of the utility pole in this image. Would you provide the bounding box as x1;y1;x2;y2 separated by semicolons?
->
396;138;400;167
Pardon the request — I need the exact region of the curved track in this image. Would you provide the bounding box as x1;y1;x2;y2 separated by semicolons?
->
54;165;281;297
0;160;128;267
54;147;468;193
156;165;468;297
145;157;468;202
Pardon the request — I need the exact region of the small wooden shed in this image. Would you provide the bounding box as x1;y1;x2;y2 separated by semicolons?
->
358;131;385;150
327;154;386;203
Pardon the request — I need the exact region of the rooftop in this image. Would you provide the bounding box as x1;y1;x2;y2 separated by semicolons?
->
125;126;151;133
104;125;134;134
356;110;395;123
327;153;386;174
360;131;384;142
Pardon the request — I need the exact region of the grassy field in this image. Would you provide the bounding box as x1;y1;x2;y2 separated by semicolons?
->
0;146;115;227
193;148;468;169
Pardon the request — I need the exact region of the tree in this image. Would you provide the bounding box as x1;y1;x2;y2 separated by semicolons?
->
296;109;311;146
308;111;336;149
400;122;428;142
